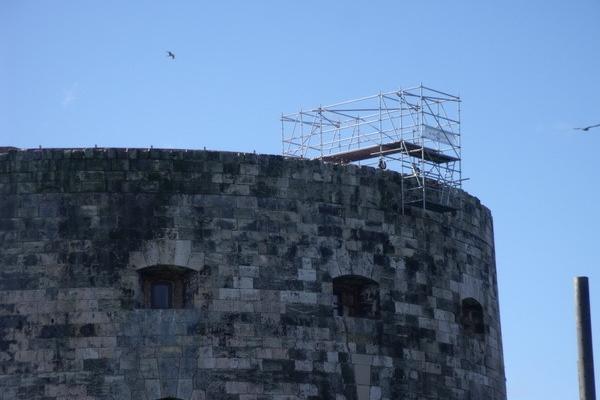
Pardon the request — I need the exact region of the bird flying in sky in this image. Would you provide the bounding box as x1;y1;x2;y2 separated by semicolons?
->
166;51;175;60
574;123;600;132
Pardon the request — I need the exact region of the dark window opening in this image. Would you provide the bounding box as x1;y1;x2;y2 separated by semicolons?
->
333;275;380;319
150;281;173;309
140;266;191;309
461;298;485;334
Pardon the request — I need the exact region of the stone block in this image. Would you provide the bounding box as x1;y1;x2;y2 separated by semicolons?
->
354;364;371;385
357;385;370;400
144;379;160;399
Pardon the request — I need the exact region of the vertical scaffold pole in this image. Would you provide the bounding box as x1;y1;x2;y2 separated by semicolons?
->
319;107;323;160
281;113;285;157
300;110;304;158
419;84;425;210
575;276;596;400
379;92;383;161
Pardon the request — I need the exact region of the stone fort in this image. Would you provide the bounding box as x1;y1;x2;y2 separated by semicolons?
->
0;147;506;399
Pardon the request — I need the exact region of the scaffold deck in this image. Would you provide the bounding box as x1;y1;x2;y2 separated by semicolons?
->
320;140;459;164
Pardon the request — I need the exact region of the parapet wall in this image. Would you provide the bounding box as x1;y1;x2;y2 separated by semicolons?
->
0;148;506;400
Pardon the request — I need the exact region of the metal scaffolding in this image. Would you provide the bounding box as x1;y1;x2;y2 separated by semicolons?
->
281;85;463;213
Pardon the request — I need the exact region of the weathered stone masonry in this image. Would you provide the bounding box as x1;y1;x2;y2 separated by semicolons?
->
0;148;506;400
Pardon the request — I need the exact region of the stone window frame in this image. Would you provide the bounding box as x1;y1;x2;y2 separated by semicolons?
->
460;297;485;335
332;275;380;319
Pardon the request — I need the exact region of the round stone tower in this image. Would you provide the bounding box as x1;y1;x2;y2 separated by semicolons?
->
0;148;506;400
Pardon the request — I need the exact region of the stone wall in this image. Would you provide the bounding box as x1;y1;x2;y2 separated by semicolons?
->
0;148;506;400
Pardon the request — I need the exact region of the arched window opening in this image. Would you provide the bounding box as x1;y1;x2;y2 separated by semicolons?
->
139;266;192;309
333;275;380;319
461;298;484;334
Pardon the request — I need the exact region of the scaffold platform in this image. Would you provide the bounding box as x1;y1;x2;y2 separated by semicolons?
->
320;140;460;164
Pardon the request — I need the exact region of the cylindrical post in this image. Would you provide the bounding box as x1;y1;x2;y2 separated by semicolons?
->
575;276;596;400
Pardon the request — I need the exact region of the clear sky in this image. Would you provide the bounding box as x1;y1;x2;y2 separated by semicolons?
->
2;1;600;398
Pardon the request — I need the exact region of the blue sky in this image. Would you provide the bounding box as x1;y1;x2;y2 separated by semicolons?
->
2;1;600;398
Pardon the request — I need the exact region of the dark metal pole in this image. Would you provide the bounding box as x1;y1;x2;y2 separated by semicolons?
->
575;276;596;400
